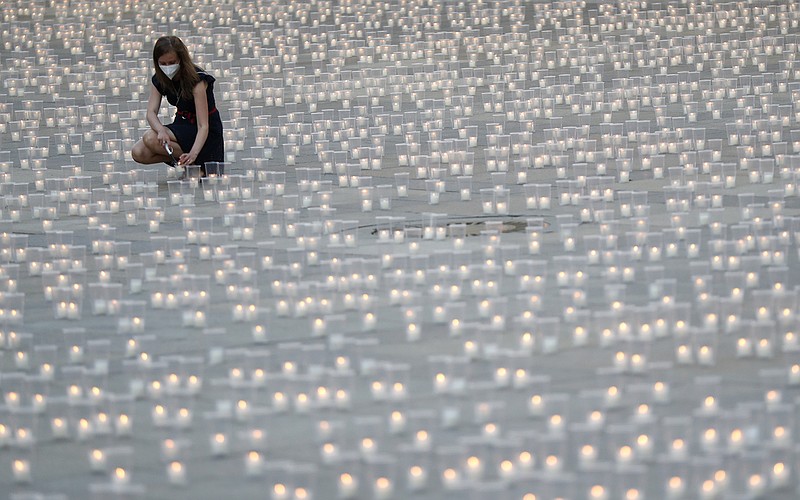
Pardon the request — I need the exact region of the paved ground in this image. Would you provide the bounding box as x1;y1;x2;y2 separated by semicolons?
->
2;0;800;499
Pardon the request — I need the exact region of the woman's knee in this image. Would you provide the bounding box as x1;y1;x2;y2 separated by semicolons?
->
142;129;161;150
131;140;148;163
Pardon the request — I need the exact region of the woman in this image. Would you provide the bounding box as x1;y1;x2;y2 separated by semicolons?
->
131;36;224;175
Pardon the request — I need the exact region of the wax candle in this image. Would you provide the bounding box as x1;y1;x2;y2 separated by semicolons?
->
697;345;714;365
116;414;131;436
736;337;753;357
441;468;461;490
789;364;800;385
338;472;358;498
579;444;597;466
271;482;290;500
45;413;69;438
168;461;186;485
335;389;351;409
771;462;790;489
406;323;420;342
589;485;609;500
605;385;620;407
669;438;688;460
543;454;562;473
351;474;379;500
245;451;263;476
12;459;31;483
113;467;130;486
407;465;426;491
747;474;765;496
295;393;311;413
633;433;653;459
175;407;192;429
89;448;106;471
235;399;250;420
756;338;772;358
493;367;510;388
772;425;790;447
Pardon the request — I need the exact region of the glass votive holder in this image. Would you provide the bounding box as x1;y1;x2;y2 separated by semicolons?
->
450;175;471;201
329;453;362;498
476;188;494;214
494;188;510;215
277;462;316;500
576;464;615;500
359;186;374;212
393;172;409;198
369;183;393;210
424;179;441;205
657;456;695;499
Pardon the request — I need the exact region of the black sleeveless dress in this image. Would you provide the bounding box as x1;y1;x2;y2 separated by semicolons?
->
152;67;224;167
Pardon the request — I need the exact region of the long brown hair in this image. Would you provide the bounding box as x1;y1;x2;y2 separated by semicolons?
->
153;36;201;100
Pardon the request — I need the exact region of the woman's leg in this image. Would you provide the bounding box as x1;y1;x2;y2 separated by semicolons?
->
131;129;184;165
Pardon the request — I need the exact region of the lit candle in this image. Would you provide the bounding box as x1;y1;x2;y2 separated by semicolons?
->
116;414;132;436
89;448;106;472
736;337;753;357
579;444;597;466
167;461;186;485
494;367;510;388
406;323;420;342
151;404;169;427
697;345;714;365
373;477;393;499
544;454;561;473
669;438;688;460
312;317;326;336
407;465;426;491
335;389;351;409
175;408;192;429
295;393;311;413
338;472;358;498
271;482;290;500
635;433;654;459
51;417;69;439
245;451;263;477
605;385;621;407
789;364;800;385
12;458;31;483
441;468;461;490
589;485;609;500
756;338;772;358
527;394;544;417
771;462;790;489
113;466;130;486
747;473;765;496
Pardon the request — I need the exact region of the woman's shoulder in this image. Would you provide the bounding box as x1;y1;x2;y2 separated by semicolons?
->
194;67;216;85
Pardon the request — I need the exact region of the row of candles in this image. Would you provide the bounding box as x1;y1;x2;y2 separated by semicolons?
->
10;128;797;204
2;227;799;328
5;373;800;500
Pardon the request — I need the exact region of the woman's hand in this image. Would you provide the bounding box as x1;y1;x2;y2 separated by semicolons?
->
178;151;198;166
156;128;171;146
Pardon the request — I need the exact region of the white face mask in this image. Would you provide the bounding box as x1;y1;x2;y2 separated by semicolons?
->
160;63;180;79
